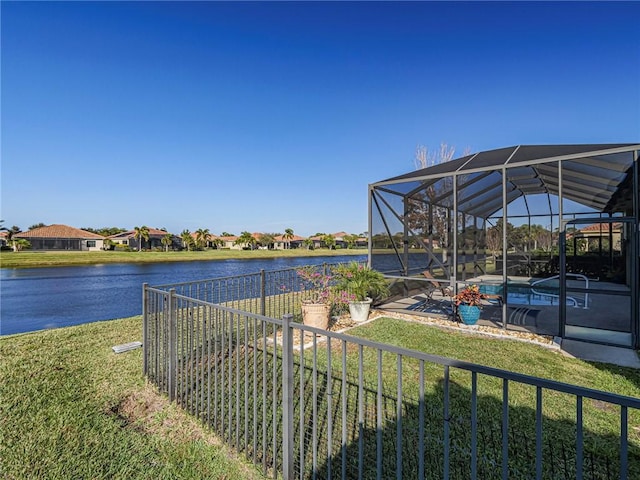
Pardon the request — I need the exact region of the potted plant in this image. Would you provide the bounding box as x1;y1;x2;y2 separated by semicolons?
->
452;284;487;325
334;262;389;322
297;266;335;329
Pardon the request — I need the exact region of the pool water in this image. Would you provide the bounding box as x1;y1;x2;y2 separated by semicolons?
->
480;283;579;307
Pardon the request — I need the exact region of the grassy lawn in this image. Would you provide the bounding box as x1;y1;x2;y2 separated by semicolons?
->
3;313;638;479
0;248;365;269
163;309;640;479
349;317;640;396
0;316;267;480
333;317;640;478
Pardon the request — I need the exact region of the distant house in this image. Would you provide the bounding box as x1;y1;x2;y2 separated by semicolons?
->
332;231;367;249
575;222;623;252
108;228;175;251
309;234;330;249
273;234;305;250
216;235;240;250
309;232;366;249
15;224;105;251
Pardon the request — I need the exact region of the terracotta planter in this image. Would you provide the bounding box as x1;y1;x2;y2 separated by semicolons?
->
348;298;373;323
301;302;331;329
458;304;481;325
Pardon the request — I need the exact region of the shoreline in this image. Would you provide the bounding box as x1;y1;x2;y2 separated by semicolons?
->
0;248;366;269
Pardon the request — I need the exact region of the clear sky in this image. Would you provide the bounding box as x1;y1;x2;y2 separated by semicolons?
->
2;1;638;237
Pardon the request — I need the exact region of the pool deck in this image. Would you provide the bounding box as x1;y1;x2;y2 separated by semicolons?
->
559;339;640;368
378;288;639;369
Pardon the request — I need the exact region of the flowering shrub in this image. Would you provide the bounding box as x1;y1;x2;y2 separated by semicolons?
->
453;284;487;307
297;266;332;304
296;266;355;309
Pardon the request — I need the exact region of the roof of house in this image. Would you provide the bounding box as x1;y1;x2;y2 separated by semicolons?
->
274;234;306;242
108;228;171;239
16;224;105;239
579;222;622;233
190;231;213;239
309;232;356;241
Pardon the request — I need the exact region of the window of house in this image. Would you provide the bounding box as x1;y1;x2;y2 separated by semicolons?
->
87;241;96;248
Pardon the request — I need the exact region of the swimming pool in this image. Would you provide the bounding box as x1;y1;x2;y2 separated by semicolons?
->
479;282;584;308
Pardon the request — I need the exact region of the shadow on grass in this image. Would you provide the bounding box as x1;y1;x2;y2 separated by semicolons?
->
303;372;638;480
172;330;638;480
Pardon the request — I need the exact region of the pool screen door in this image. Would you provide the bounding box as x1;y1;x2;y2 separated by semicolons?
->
560;218;635;347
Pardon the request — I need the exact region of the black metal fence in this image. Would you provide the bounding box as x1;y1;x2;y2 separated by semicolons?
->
143;267;640;480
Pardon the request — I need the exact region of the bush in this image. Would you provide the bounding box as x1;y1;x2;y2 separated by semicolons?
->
333;262;389;302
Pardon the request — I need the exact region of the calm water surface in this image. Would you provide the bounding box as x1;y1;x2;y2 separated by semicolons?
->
0;255;364;335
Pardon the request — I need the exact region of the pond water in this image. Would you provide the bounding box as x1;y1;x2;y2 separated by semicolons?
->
0;255;365;336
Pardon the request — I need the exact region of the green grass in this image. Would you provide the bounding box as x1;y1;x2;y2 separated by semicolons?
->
350;317;639;396
334;317;640;478
0;316;267;480
3;313;638;479
167;310;640;478
0;248;365;269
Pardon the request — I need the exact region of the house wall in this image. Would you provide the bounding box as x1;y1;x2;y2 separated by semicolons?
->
22;238;104;251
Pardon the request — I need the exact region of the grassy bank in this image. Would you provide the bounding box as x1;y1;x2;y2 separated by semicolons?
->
0;316;266;480
0;248;365;269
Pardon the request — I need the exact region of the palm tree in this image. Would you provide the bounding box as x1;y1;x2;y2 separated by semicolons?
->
321;234;336;250
303;238;314;250
258;233;275;250
180;229;193;252
343;234;358;249
211;237;224;249
161;233;173;252
1;222;21;249
235;231;256;250
11;238;31;252
195;228;211;250
102;238;114;251
133;226;150;251
283;228;294;249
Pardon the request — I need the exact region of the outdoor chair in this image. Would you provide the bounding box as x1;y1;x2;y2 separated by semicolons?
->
421;270;453;300
419;270;455;320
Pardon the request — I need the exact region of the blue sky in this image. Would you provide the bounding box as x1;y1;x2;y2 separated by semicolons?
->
2;1;638;237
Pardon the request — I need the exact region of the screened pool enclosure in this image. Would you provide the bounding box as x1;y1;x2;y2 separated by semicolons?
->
369;144;640;348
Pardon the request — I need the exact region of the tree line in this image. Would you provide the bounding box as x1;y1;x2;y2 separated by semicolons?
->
1;221;365;252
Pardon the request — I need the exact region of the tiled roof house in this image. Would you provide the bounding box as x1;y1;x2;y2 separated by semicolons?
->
218;235;239;249
576;222;623;251
15;224;105;251
309;232;367;249
108;228;175;251
273;233;306;249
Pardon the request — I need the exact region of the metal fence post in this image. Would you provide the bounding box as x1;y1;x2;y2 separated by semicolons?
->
168;288;177;402
282;313;294;480
142;283;148;376
260;269;266;316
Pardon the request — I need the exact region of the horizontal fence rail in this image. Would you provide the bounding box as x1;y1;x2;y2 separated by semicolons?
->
151;262;356;319
143;265;640;480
